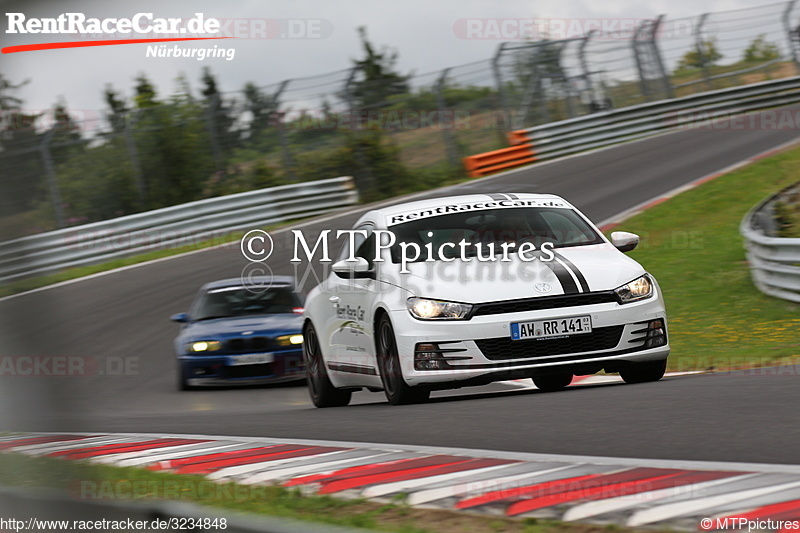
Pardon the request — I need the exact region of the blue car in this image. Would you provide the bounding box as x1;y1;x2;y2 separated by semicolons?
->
171;277;305;390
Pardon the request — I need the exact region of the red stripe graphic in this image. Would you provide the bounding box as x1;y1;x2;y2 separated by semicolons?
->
176;446;344;475
148;445;304;471
506;470;741;516
2;37;231;54
0;435;91;450
457;468;686;510
285;455;467;488
51;439;208;460
321;458;518;495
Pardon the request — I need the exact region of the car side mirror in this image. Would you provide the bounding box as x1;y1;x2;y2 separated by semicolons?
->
332;257;374;278
610;231;639;253
170;312;189;323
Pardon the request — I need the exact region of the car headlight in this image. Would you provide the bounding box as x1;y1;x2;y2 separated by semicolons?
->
276;334;303;346
187;340;222;352
407;297;472;320
614;274;654;304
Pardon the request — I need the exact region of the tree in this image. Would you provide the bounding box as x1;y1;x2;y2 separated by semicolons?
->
0;74;44;220
743;35;780;63
103;84;128;133
134;73;158;108
244;82;278;149
675;40;723;72
347;27;410;109
200;67;237;158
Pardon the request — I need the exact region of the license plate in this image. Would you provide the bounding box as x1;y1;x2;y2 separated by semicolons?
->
511;316;592;341
229;353;274;366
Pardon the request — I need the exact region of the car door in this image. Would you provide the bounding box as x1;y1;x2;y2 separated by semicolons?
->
325;223;380;382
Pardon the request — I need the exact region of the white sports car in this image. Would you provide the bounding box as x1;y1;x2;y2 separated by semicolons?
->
302;193;669;406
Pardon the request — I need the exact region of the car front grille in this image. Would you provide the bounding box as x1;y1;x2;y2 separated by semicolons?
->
470;292;618;317
226;337;271;353
226;363;274;379
475;325;624;361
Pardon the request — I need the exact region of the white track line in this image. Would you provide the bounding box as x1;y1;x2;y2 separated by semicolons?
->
51;431;800;475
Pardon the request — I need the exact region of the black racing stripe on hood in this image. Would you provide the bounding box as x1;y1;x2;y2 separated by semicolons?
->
547;259;580;294
554;252;590;293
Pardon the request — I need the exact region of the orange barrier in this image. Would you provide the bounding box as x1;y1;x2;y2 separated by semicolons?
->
507;130;529;145
462;144;536;178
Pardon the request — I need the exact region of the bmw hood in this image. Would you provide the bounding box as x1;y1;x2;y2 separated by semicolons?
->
183;314;303;338
393;243;646;304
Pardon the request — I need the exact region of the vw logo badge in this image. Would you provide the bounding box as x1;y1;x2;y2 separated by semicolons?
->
534;283;552;293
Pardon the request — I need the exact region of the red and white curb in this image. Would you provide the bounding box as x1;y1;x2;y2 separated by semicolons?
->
3;433;800;530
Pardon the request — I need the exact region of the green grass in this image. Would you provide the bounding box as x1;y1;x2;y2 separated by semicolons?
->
0;453;641;533
611;144;800;371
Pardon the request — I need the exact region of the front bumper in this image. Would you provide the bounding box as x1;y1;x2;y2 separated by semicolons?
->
178;349;305;386
389;294;669;387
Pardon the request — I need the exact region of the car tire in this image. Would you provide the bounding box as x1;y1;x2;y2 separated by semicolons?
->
376;315;430;405
532;373;572;392
619;359;667;384
177;362;198;391
303;321;352;408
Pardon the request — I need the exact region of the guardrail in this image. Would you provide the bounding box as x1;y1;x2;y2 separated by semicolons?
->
741;183;800;303
0;176;358;284
458;76;800;176
509;76;800;161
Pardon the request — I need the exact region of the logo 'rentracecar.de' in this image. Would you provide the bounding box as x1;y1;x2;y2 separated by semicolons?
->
5;13;220;35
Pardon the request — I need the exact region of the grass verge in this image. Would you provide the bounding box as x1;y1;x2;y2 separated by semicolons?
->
611;145;800;371
0;452;637;533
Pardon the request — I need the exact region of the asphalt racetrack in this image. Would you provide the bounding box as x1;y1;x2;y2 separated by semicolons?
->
2;114;799;465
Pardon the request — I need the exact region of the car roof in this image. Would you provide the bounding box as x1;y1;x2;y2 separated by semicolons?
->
375;193;570;219
200;276;296;291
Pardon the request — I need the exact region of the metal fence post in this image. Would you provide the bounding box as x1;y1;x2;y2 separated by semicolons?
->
342;65;375;194
632;22;652;101
783;0;800;73
491;43;511;141
40;130;66;229
435;68;461;168
271;80;297;181
650;15;675;99
205;93;225;172
123;116;147;206
695;13;713;90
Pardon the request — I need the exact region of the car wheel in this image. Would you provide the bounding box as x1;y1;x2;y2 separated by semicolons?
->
177;362;198;391
532;373;572;392
303;321;352;408
377;315;430;405
619;359;667;384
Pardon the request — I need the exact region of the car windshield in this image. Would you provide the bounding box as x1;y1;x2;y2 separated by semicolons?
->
389;207;604;263
191;286;302;321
